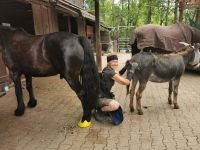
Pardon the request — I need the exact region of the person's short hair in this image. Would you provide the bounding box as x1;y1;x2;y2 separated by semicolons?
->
107;53;118;62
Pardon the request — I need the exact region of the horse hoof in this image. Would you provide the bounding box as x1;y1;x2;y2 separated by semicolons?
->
138;111;143;115
168;101;172;105
15;108;25;116
28;99;37;108
174;105;180;109
130;108;135;112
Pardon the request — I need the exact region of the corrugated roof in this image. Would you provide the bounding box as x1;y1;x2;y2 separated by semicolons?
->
56;0;95;21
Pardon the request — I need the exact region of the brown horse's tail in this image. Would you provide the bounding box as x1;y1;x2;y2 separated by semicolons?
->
131;39;140;56
78;36;99;109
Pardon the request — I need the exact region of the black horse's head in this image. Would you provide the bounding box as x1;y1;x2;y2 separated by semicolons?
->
0;25;26;39
0;25;16;36
0;26;28;53
0;26;16;50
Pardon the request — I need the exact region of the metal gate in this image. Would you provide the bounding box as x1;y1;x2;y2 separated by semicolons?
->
116;25;135;52
118;37;131;52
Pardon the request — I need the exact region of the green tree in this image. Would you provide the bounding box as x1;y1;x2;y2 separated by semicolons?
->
84;0;178;38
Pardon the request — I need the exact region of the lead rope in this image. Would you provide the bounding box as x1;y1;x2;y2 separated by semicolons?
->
122;93;129;113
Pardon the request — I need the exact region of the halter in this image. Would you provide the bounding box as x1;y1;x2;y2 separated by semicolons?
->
189;49;200;66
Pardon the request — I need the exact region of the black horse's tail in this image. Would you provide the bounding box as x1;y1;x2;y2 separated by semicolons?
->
131;39;140;56
78;36;99;109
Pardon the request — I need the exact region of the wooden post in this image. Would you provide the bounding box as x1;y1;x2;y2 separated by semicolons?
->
196;9;200;23
174;0;178;23
95;0;102;71
179;0;184;22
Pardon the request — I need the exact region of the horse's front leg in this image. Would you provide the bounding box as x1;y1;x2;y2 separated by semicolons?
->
136;81;147;115
129;75;138;112
168;81;173;105
25;75;37;108
173;78;180;109
11;72;25;116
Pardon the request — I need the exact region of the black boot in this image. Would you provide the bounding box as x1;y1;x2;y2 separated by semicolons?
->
93;108;109;122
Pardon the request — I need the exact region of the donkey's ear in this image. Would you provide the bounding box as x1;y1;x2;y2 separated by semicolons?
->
194;43;200;49
179;42;190;46
196;43;200;49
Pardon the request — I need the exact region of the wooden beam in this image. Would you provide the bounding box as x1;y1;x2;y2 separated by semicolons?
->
95;0;102;71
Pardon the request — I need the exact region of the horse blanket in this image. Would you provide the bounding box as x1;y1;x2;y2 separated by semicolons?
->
129;23;198;52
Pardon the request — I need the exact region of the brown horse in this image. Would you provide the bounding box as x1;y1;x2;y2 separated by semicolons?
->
0;26;99;125
122;43;200;115
130;23;200;56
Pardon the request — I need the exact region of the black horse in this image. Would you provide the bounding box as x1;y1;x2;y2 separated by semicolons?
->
123;43;200;115
0;26;99;126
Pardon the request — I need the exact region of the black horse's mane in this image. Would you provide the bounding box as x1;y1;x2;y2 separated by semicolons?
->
0;25;16;31
0;25;30;35
15;27;31;36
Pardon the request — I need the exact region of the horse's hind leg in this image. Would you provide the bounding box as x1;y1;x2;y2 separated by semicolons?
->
129;75;138;112
64;75;91;122
25;75;37;108
136;81;147;115
11;72;25;116
168;81;173;105
173;78;180;109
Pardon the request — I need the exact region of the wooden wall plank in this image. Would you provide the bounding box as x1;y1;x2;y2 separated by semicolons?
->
51;8;59;32
41;5;50;33
67;16;71;32
47;7;53;32
86;25;93;37
0;53;9;85
77;17;86;36
48;7;58;32
32;3;44;35
0;53;7;77
32;2;59;34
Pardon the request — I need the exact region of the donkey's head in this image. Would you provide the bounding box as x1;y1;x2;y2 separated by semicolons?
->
179;42;200;66
123;59;139;94
190;43;200;66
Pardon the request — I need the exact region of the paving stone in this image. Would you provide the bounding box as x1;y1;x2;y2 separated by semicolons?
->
0;53;200;150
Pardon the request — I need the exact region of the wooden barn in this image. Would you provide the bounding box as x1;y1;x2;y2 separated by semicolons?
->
0;0;96;93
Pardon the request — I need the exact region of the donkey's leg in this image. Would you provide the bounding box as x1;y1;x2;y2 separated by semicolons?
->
168;81;173;105
173;78;180;109
129;75;138;112
136;81;147;115
64;75;91;122
12;72;25;116
25;75;37;108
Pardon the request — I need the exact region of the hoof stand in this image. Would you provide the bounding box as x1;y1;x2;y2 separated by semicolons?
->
78;120;91;128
